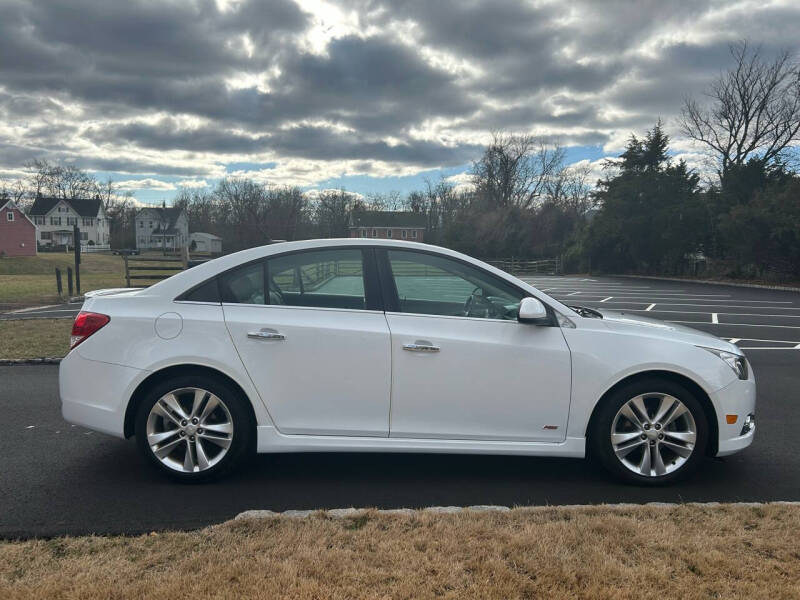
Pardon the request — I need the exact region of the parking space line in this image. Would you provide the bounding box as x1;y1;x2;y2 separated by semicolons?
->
712;313;719;324
599;297;612;302
669;321;800;329
568;301;800;310
645;304;656;311
549;296;794;304
567;291;580;296
614;309;800;318
726;337;800;344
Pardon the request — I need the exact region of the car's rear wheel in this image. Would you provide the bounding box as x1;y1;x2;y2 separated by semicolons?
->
134;375;252;482
590;378;709;485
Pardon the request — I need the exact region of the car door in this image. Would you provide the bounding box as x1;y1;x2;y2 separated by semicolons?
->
380;249;572;442
222;247;392;437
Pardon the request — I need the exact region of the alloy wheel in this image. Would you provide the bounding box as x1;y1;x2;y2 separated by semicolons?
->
610;393;697;477
146;387;234;473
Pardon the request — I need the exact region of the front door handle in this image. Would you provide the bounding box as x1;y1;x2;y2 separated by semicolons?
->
247;328;285;341
403;340;440;353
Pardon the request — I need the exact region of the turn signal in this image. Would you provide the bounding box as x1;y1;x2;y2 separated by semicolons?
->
726;414;738;425
70;311;110;350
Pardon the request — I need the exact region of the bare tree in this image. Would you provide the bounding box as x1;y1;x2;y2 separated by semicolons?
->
680;41;800;176
471;132;565;210
546;162;592;218
315;189;360;238
25;159;100;199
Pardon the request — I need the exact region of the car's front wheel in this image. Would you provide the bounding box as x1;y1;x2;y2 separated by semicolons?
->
134;375;252;482
591;378;709;485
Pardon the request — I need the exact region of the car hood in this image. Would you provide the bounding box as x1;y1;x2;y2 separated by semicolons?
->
591;308;741;354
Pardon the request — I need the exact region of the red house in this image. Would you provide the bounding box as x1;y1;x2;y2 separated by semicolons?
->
0;199;37;257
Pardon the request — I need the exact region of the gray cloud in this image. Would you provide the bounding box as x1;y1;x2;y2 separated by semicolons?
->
0;0;799;188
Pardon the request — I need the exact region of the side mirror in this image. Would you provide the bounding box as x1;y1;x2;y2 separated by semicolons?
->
518;297;548;324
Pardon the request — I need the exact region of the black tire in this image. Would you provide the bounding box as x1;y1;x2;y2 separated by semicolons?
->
589;378;709;485
134;374;253;482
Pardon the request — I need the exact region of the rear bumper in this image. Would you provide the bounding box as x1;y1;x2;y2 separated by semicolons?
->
59;350;146;438
713;376;756;457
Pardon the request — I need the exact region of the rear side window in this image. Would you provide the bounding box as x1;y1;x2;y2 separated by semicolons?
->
179;279;220;303
220;262;265;304
267;249;366;310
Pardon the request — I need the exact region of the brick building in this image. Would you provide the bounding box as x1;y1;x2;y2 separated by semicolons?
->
349;211;427;242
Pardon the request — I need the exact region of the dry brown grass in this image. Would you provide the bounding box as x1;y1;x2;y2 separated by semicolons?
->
0;318;72;358
1;504;799;599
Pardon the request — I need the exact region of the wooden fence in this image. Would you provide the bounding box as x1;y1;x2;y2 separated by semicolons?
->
485;257;561;276
123;249;209;287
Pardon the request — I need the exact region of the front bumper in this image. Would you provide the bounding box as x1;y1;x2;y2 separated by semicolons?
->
714;375;756;457
60;350;146;438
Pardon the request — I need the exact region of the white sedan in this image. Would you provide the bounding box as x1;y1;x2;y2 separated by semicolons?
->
60;239;755;484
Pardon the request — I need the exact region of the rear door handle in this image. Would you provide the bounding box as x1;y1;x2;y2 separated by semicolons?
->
403;340;439;353
247;328;285;341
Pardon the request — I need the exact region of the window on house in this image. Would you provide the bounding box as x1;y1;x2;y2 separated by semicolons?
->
138;221;143;228
412;230;418;239
41;231;52;240
6;211;13;222
402;230;407;239
371;229;377;237
387;229;392;238
66;217;77;226
50;217;61;225
83;218;93;226
34;216;44;225
360;229;367;238
80;232;88;241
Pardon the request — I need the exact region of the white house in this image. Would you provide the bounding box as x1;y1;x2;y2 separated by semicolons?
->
135;207;189;251
28;196;110;249
189;232;222;254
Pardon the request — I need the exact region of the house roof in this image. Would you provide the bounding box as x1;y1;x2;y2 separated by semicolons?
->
137;207;184;230
190;232;222;240
350;211;427;228
1;199;37;227
29;196;103;217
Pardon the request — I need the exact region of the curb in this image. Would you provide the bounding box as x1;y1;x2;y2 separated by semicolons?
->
615;274;800;293
235;501;800;521
0;357;62;366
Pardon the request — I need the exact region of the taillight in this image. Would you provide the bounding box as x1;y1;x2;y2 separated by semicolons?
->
70;311;110;350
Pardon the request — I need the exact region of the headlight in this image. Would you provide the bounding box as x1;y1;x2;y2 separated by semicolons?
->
699;347;748;380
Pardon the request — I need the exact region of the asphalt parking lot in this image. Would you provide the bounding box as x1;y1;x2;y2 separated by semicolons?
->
1;275;799;538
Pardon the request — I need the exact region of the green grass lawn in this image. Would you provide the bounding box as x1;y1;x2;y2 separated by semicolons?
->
0;319;72;359
0;252;179;305
0;253;126;305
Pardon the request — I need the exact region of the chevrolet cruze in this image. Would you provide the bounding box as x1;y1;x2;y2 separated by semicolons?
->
60;239;755;484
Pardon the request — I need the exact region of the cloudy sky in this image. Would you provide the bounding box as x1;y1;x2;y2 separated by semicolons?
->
1;0;799;204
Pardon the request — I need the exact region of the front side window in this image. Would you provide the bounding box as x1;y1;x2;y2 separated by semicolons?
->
387;250;525;320
267;249;366;310
220;261;265;305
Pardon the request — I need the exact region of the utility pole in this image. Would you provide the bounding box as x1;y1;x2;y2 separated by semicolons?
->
72;223;81;295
